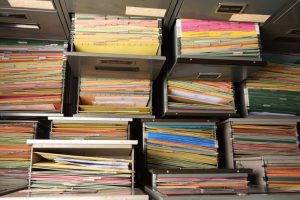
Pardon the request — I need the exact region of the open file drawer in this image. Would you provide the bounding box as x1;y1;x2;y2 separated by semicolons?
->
141;120;219;170
0;0;69;40
220;118;300;168
167;19;265;82
1;140;149;199
67;14;166;118
25;140;146;197
0;120;37;196
48;117;132;140
0;39;68;117
220;118;300;191
147;169;251;195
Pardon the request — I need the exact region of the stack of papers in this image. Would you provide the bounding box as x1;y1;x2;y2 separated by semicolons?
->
246;53;300;115
0;122;35;194
168;80;235;112
73;14;161;56
145;124;218;168
231;124;299;157
0;39;66;112
177;19;260;57
79;78;151;115
51;122;128;140
156;174;248;195
31;152;132;192
265;157;300;192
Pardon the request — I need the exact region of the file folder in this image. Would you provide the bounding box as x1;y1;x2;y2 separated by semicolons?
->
148;169;251;195
245;53;300;116
50;117;130;140
0;39;66;115
73;14;162;56
167;80;236;113
27;140;137;194
176;19;261;58
144;122;218;169
221;119;300;168
78;77;151;116
0;121;36;195
264;156;300;193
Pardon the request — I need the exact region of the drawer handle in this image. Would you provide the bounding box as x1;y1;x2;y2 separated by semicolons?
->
95;66;139;72
98;59;136;66
0;12;27;19
197;73;221;79
0;22;39;29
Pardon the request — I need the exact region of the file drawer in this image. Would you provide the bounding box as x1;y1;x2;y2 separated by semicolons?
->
66;14;166;118
168;18;265;82
241;53;300;117
64;0;173;18
220;118;300;169
220;118;300;193
177;0;292;22
48;117;132;140
161;77;238;117
142;120;218;170
0;8;67;40
147;169;251;195
0;39;67;117
26;140;141;195
0;120;37;195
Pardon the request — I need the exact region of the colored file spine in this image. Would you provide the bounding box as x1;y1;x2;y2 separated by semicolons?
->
0;39;66;113
145;123;218;169
177;19;261;58
167;80;236;113
51;122;128;140
73;14;161;56
231;123;299;157
79;78;151;115
0;122;36;194
246;53;300;115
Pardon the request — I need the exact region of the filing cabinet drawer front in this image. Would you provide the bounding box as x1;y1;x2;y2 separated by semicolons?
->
168;63;260;82
64;0;172;17
0;8;66;40
67;53;165;80
178;0;292;21
0;0;55;10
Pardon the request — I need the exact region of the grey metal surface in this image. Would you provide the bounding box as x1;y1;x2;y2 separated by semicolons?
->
145;186;300;200
261;0;300;52
74;113;155;119
0;0;55;10
64;0;172;17
67;52;166;80
0;8;67;40
0;112;63;117
222;117;300;124
168;63;261;82
177;0;293;21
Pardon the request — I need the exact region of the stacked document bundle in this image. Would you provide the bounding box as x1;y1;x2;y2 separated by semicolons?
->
0;39;66;113
79;78;151;115
0;122;35;194
73;14;161;56
265;157;300;192
177;19;260;57
246;53;300;115
155;172;248;195
31;152;132;193
51;122;128;140
231;123;299;157
145;123;218;168
168;80;235;112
